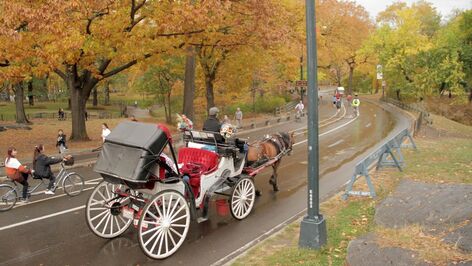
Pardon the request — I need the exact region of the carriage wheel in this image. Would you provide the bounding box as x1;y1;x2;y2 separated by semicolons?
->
230;177;256;220
86;181;132;239
138;190;190;259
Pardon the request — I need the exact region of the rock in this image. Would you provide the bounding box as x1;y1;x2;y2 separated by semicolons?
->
443;222;472;252
448;261;472;266
347;233;433;266
375;180;472;229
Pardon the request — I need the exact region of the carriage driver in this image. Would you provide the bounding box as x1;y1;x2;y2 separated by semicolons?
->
203;107;222;133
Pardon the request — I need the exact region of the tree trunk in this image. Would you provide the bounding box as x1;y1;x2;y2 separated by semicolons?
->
348;66;354;95
183;48;196;121
104;81;110;105
396;89;401;101
439;82;446;97
469;88;472;103
205;75;216;113
63;69;98;140
92;87;98;106
14;83;30;124
27;81;34;106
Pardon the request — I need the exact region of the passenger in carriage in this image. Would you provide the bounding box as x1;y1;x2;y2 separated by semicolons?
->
160;145;178;177
156;124;179;178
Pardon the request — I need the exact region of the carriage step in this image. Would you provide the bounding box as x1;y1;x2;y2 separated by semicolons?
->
197;217;208;223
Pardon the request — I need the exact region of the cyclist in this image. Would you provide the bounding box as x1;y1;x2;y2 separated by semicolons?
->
4;147;32;202
33;144;71;195
295;100;304;121
352;94;361;116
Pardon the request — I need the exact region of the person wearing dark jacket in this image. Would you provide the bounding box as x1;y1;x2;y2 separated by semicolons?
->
203;107;222;133
33;144;70;195
56;129;68;154
203;107;224;142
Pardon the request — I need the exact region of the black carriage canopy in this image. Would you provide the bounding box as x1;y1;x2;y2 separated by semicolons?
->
94;121;170;183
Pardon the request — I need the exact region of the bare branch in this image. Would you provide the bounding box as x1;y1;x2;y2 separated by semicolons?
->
102;54;152;79
98;59;112;74
54;68;67;80
157;29;205;37
86;9;110;35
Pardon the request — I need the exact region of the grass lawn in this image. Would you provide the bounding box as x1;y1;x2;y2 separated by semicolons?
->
0;115;177;163
232;120;472;265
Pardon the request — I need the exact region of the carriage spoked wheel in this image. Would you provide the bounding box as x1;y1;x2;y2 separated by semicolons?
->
86;181;133;239
230;177;256;220
138;190;190;259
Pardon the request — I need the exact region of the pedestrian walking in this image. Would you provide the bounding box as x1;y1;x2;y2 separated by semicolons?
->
234;108;243;129
101;123;111;142
346;94;353;105
5;147;32;202
56;129;68;154
84;109;88;121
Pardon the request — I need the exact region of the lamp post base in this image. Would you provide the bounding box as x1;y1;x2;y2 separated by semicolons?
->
298;215;327;249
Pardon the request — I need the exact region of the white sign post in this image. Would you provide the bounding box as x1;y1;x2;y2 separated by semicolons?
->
376;65;383;80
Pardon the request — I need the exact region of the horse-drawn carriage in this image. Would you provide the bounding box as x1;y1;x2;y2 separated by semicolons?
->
85;122;293;259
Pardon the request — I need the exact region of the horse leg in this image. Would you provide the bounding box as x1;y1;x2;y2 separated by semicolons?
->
269;160;280;192
255;189;262;197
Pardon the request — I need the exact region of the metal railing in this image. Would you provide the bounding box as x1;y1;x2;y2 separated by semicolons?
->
343;128;417;199
383;98;433;132
274;101;297;116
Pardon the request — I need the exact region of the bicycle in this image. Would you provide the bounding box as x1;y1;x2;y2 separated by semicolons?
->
0;162;84;211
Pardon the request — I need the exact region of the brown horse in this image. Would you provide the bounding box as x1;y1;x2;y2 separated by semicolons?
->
246;132;295;191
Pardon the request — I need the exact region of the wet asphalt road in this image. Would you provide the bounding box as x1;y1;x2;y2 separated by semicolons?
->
0;99;410;266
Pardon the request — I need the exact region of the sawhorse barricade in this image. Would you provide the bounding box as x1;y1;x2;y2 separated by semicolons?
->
343;128;416;199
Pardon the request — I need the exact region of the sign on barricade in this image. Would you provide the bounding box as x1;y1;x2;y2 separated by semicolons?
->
343;128;416;200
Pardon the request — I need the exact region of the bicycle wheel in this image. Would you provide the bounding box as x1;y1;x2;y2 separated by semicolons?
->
0;184;17;212
63;173;85;196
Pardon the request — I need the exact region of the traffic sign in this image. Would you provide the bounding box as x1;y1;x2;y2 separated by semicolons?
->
376;65;383;80
296;80;308;87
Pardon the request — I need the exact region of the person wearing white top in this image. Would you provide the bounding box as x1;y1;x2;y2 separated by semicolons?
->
5;147;32;202
101;123;111;142
295;100;304;121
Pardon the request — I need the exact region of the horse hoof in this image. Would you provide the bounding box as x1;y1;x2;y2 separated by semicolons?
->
256;190;262;197
273;186;279;192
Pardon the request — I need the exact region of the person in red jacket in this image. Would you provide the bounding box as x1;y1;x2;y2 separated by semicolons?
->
4;147;32;202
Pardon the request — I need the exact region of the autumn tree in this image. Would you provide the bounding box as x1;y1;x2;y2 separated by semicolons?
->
0;0;202;140
188;0;290;112
135;57;183;123
316;0;373;94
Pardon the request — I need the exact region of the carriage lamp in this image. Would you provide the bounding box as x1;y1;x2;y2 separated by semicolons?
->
298;0;327;249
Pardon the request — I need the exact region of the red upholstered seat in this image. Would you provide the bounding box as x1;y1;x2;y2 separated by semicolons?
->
178;147;219;174
178;147;219;198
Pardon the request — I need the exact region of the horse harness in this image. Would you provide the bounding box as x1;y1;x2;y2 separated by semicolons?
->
249;133;288;160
